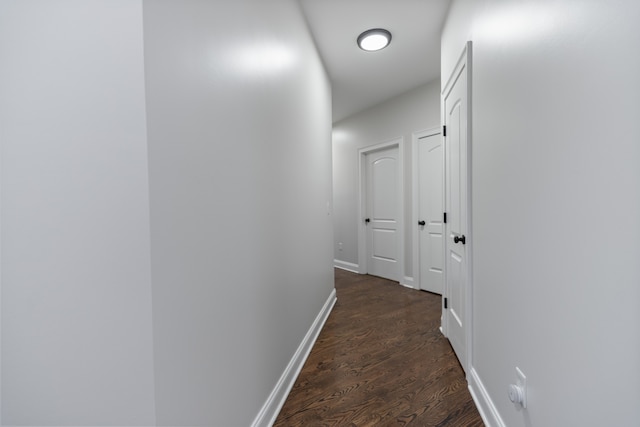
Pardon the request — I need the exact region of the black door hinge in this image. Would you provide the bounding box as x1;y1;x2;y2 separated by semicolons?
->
442;125;447;137
444;297;448;309
443;212;447;224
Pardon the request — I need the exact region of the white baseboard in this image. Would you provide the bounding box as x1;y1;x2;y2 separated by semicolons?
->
401;276;415;289
251;288;337;427
333;259;359;273
468;366;506;427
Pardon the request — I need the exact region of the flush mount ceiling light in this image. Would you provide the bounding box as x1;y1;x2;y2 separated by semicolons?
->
357;28;392;52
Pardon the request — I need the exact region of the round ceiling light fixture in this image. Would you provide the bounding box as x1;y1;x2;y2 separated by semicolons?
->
357;28;392;52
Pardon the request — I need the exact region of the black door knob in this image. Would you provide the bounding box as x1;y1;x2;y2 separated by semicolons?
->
453;235;466;244
418;220;426;226
365;218;370;224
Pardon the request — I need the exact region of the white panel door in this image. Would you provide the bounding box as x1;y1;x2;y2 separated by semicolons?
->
366;146;400;281
444;43;470;372
417;133;444;294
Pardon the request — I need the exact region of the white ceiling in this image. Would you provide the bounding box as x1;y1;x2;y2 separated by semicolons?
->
299;0;451;123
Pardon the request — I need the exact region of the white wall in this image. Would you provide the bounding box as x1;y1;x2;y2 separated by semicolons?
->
142;1;334;426
1;1;334;426
332;81;441;279
442;1;640;426
0;1;156;425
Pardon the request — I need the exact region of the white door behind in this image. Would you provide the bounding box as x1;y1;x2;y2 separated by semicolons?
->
417;133;444;294
366;146;400;282
444;43;470;372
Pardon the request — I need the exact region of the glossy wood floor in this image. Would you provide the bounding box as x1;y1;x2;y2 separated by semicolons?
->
274;269;484;426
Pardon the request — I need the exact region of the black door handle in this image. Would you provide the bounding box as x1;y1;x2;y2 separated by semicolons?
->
453;235;466;244
365;218;370;224
418;220;426;226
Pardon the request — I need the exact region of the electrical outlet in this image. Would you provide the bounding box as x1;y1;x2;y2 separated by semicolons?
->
338;242;343;251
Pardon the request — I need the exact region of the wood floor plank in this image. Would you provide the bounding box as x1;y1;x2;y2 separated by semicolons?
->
274;269;484;426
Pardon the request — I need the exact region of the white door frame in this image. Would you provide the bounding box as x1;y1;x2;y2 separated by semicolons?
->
442;41;473;375
358;137;405;280
411;127;443;291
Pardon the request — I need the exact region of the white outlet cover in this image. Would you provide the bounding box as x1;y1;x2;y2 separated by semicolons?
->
515;367;527;409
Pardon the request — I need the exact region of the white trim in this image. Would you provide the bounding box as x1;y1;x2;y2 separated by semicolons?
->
468;367;506;427
465;41;474;380
334;259;359;273
357;137;405;281
251;289;337;427
400;276;415;289
411;127;442;292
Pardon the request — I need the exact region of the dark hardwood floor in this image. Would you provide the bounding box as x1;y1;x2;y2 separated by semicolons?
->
274;268;484;426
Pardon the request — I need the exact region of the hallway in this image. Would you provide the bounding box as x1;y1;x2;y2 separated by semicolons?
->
275;269;483;426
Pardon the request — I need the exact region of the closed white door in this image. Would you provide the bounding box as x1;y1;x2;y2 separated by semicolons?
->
444;43;471;372
366;146;400;281
417;133;444;294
